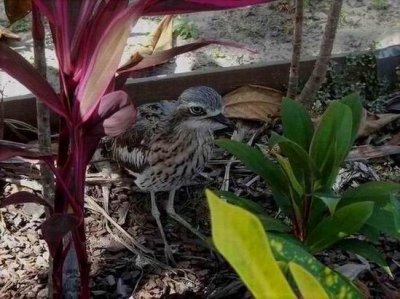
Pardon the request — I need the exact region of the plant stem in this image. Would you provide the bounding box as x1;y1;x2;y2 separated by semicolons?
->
298;0;344;105
62;131;89;299
287;0;304;99
32;4;56;297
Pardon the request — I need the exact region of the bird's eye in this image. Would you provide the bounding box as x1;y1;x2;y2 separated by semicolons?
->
189;106;205;115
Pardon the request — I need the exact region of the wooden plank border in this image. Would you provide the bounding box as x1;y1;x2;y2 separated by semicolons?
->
2;46;399;136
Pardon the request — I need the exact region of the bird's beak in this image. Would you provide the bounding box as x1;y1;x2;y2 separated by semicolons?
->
210;113;233;128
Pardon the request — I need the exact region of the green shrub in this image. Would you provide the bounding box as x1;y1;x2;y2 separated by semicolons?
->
216;94;399;276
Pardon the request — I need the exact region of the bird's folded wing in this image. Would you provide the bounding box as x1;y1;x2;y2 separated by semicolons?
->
111;100;177;173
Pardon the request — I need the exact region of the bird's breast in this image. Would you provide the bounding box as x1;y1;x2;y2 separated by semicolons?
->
135;133;213;191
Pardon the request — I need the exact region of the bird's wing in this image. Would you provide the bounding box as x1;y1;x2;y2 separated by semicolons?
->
111;100;176;173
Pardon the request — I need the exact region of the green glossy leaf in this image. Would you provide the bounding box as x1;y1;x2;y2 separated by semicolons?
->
336;239;392;277
314;192;341;215
340;94;363;144
390;193;400;232
270;133;319;191
360;224;381;243
270;233;362;299
218;191;291;232
216;139;291;211
305;202;374;252
307;196;329;231
281;98;314;151
310;102;353;188
206;190;296;299
289;262;330;299
367;206;400;239
340;182;400;207
341;182;400;239
218;190;265;214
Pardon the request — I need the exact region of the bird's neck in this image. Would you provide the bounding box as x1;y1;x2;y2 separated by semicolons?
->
168;122;213;141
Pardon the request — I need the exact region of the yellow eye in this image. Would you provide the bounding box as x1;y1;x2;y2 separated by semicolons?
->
189;106;206;115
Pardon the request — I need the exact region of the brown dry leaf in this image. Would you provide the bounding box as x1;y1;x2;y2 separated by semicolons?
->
0;26;20;41
357;109;400;137
4;0;32;24
389;131;400;145
122;15;173;68
223;85;284;121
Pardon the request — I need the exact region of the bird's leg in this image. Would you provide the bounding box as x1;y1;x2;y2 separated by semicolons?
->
150;191;176;264
166;189;207;242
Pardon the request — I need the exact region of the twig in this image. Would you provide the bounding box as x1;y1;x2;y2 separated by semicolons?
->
85;195;153;254
347;145;400;161
32;5;55;295
245;175;260;187
287;0;304;98
0;87;4;140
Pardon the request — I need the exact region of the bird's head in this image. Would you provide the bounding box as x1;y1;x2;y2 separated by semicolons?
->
173;86;231;132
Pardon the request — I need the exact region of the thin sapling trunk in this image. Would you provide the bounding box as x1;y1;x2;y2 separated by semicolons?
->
32;5;55;297
287;0;304;99
298;0;344;105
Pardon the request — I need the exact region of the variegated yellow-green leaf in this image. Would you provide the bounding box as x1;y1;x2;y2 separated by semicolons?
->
269;233;362;298
206;190;296;299
289;262;330;299
276;154;304;197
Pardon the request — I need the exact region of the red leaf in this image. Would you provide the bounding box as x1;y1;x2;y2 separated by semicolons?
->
85;91;136;137
75;1;146;122
116;39;253;87
144;0;274;15
0;43;67;118
41;213;80;257
0;191;52;210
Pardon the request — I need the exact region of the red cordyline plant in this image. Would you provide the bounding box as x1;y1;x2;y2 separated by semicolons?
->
0;0;274;297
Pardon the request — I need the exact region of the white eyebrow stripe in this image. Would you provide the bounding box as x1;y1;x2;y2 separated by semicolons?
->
208;110;222;116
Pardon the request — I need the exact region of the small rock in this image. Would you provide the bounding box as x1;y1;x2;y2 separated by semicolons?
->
91;290;107;296
21;203;45;218
121;271;132;281
116;278;132;297
106;274;116;286
347;0;366;8
131;270;141;279
311;12;326;21
270;30;279;38
37;288;48;298
36;256;46;267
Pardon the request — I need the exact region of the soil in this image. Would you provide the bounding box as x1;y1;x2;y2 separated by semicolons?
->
1;1;400;298
0;0;399;98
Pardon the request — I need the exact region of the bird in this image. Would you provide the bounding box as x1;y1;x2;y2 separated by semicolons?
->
110;86;230;263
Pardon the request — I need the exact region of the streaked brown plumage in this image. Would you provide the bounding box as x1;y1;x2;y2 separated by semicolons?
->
111;86;229;263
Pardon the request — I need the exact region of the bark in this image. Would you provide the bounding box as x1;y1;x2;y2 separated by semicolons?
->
0;89;4;140
286;0;304;99
298;0;344;105
32;5;55;297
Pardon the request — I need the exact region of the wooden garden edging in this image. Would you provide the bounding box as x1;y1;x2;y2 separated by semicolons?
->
2;45;399;140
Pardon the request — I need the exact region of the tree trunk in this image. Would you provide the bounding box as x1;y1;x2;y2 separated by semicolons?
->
286;0;304;99
298;0;344;105
32;5;55;297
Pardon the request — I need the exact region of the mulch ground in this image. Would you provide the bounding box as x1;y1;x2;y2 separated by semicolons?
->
1;121;400;298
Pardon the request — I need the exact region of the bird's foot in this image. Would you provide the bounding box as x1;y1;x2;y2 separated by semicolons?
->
164;244;177;265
